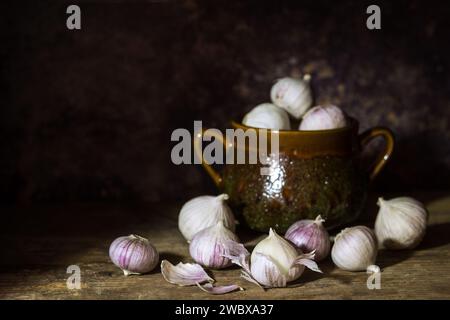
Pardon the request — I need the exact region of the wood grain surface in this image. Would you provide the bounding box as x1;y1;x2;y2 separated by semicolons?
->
1;192;449;299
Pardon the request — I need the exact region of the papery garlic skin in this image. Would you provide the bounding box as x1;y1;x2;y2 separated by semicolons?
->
270;76;313;119
285;215;331;261
189;220;240;269
109;234;159;276
299;105;347;131
242;103;291;130
331;226;377;272
178;194;236;242
375;197;428;249
161;260;214;286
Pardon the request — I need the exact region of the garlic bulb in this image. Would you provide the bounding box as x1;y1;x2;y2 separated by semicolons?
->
375;197;428;249
285;215;331;261
299;104;347;131
178;194;236;242
189;220;239;269
331;226;378;272
270;76;313;119
109;234;159;276
250;228;321;287
242;103;291;130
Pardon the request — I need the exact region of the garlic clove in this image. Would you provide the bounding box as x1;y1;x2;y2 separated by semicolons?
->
109;234;159;276
299;105;347;131
331;226;378;272
178;193;236;242
249;228;321;287
250;252;287;288
242;103;291;130
189;220;240;269
196;283;244;295
285;215;331;261
223;231;321;289
160;260;214;286
251;228;298;276
270;76;313;119
375;197;428;249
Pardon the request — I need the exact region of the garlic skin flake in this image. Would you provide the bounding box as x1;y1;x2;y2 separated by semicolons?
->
161;260;214;286
331;226;378;272
270;76;313;119
178;194;236;242
109;234;159;276
242;103;291;130
299;104;347;131
196;283;244;295
161;260;243;295
189;220;239;269
285;215;331;261
375;197;428;249
224;229;322;288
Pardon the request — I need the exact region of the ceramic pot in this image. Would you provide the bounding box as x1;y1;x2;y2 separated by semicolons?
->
194;118;394;232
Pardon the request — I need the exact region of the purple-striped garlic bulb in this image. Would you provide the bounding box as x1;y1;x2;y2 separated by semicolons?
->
285;215;331;261
109;234;159;276
189;220;239;269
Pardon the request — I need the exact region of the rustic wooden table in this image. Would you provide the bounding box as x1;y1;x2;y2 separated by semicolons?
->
1;192;449;300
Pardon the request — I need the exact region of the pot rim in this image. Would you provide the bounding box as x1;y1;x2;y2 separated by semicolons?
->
231;116;359;136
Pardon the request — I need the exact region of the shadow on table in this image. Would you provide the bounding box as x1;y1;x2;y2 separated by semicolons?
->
289;260;352;287
377;250;413;269
418;222;450;250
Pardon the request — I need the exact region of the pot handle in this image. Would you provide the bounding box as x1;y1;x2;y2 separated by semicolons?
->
193;128;224;187
359;127;395;181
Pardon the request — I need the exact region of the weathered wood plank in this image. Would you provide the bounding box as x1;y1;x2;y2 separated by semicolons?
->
0;192;449;299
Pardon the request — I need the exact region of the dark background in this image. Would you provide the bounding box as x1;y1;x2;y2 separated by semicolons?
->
1;0;449;205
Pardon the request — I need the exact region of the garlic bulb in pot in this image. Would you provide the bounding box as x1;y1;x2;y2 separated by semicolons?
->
299;104;347;131
178;194;236;242
331;226;377;272
285;215;331;261
189;220;239;269
375;197;428;249
242;103;291;130
270;75;313;119
109;234;159;276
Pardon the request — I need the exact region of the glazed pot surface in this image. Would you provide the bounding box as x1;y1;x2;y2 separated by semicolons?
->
222;154;368;232
195;118;394;233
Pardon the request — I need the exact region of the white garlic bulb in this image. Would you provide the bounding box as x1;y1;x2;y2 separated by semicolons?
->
331;226;378;272
189;220;239;269
299;105;347;131
375;197;428;249
270;76;313;119
250;228;321;287
242;103;291;130
178;194;236;242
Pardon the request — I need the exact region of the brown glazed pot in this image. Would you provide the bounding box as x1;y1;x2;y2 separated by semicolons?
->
195;118;394;233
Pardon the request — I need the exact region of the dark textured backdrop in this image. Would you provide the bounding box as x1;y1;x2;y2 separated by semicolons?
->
1;0;449;204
